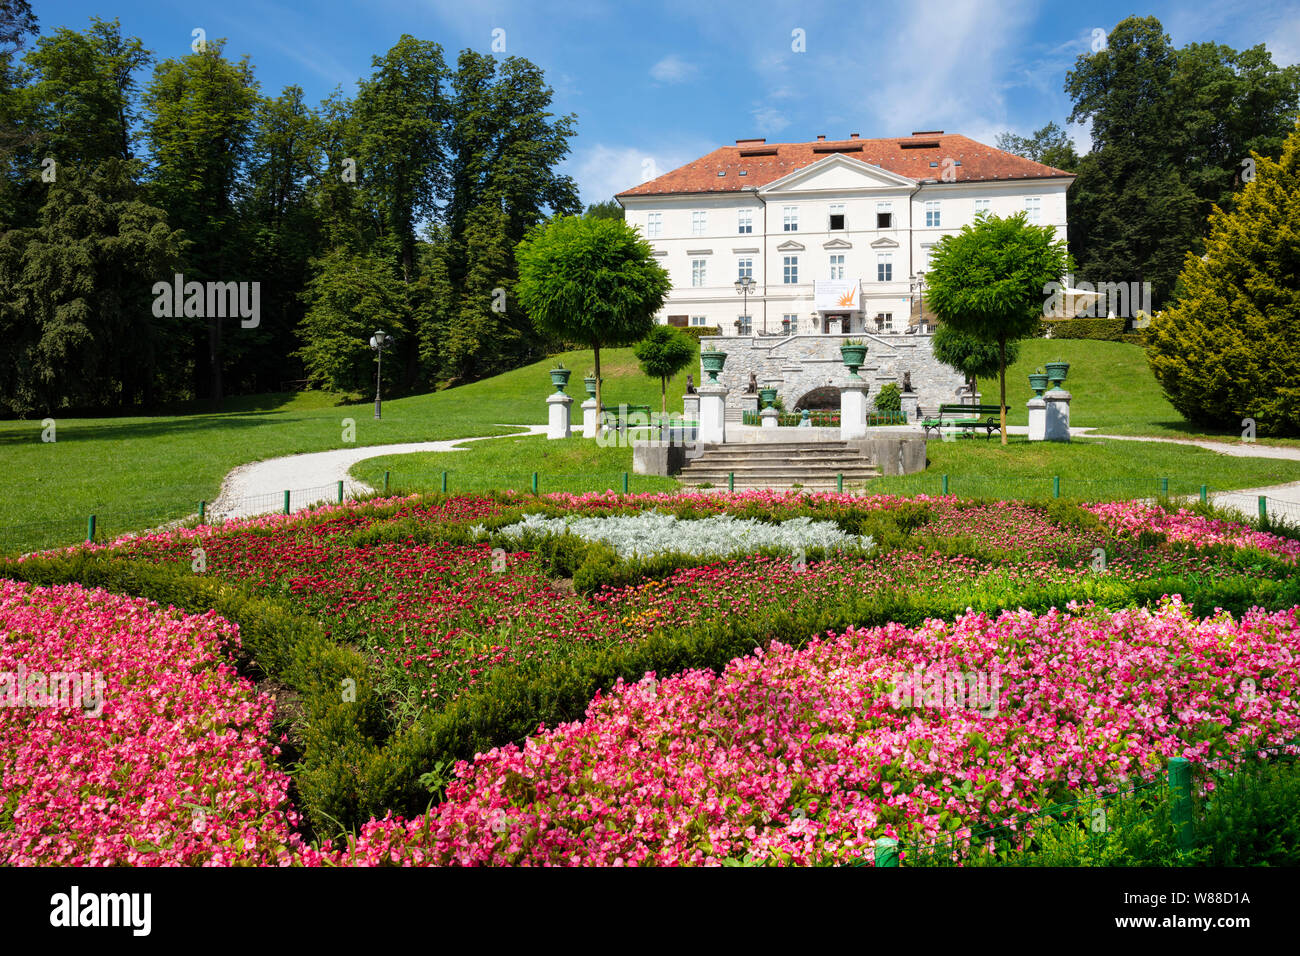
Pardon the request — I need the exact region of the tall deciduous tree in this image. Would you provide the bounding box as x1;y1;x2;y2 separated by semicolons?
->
1065;16;1300;307
143;38;259;403
515;215;670;427
995;122;1079;172
1145;125;1300;436
633;324;695;415
925;212;1070;444
932;323;1019;394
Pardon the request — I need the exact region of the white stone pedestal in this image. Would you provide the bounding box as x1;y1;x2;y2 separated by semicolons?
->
900;392;919;422
840;382;868;440
682;394;699;425
547;392;572;440
760;407;779;428
1027;396;1046;441
1045;389;1071;442
581;397;597;439
740;394;759;420
698;385;727;444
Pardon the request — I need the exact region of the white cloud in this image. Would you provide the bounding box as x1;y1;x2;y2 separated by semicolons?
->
564;141;709;205
650;54;697;83
751;106;791;135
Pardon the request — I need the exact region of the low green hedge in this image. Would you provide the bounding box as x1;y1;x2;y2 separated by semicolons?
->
678;326;722;343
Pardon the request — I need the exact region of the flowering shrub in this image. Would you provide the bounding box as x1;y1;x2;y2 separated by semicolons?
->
0;580;305;865
315;599;1300;866
1086;502;1300;564
497;511;875;559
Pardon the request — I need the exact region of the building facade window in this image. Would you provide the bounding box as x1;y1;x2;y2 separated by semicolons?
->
875;312;894;332
974;198;990;215
737;257;753;280
1025;196;1041;224
876;201;892;229
783;255;799;284
828;203;846;230
646;212;662;237
920;243;934;272
829;254;845;280
692;210;707;235
736;315;752;335
782;313;798;334
783;206;799;231
925;201;940;228
737;209;753;234
689;315;708;326
877;252;893;282
691;259;706;287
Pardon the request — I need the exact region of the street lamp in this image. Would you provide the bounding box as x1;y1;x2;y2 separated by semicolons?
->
909;272;927;331
734;274;756;334
369;329;393;419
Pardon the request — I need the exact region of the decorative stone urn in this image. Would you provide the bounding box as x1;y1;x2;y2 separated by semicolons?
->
758;387;778;409
1028;372;1049;397
701;350;727;384
840;343;868;380
583;376;598;399
1044;361;1070;390
549;367;572;393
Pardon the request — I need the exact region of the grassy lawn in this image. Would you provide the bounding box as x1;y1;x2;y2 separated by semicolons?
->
870;435;1300;500
0;346;695;554
354;434;681;496
978;339;1300;447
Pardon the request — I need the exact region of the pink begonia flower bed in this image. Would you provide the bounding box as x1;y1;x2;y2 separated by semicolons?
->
1086;501;1300;564
310;598;1300;867
0;579;307;865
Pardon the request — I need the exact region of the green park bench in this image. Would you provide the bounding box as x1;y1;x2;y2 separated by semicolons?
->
921;404;1008;440
600;403;653;431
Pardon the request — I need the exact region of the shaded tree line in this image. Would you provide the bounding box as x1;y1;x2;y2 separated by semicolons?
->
996;15;1300;310
0;9;579;417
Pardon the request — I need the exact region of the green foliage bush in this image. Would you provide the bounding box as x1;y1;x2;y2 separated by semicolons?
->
874;382;902;413
677;326;721;343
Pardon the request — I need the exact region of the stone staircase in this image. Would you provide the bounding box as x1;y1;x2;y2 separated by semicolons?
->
676;441;880;492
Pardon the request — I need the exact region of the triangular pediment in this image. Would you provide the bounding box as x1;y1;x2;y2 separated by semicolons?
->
870;236;900;249
823;237;853;250
760;153;916;195
776;239;805;252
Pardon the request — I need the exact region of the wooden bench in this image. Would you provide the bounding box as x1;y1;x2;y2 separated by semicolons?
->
921;404;1008;439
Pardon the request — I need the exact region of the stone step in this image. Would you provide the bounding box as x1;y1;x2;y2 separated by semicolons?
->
679;463;878;477
681;478;877;491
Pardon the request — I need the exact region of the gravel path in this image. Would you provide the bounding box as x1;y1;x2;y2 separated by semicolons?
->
208;425;547;520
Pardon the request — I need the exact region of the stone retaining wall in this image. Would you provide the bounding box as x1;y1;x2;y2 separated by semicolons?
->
701;332;966;415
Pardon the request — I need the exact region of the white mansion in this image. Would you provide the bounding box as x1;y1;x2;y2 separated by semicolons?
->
616;132;1073;337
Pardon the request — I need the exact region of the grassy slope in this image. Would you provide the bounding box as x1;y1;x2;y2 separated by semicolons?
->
0;346;694;553
977;339;1299;446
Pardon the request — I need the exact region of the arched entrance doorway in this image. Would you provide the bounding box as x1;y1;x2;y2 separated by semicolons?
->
794;386;840;411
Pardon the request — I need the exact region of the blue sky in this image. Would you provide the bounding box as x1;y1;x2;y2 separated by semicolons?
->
40;0;1300;204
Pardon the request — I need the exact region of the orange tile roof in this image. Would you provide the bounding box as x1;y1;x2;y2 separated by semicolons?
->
616;133;1073;198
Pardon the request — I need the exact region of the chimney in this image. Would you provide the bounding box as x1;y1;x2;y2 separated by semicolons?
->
849;132;860;139
816;134;826;141
911;130;945;136
735;137;767;145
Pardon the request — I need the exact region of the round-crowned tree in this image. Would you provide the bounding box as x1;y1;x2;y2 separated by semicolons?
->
633;324;695;416
932;323;1020;394
1146;124;1300;436
515;215;671;430
925;212;1070;443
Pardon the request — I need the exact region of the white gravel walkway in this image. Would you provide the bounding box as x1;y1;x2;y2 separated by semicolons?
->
208;425;546;520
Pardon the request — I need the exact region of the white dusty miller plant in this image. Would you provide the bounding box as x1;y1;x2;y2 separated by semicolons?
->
497;511;874;559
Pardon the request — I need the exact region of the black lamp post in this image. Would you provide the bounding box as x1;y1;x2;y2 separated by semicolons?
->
369;330;392;419
734;274;756;334
910;272;927;331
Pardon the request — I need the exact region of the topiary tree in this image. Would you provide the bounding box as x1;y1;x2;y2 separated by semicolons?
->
1146;123;1300;437
932;323;1020;395
515;215;670;431
633;324;695;416
926;212;1070;443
